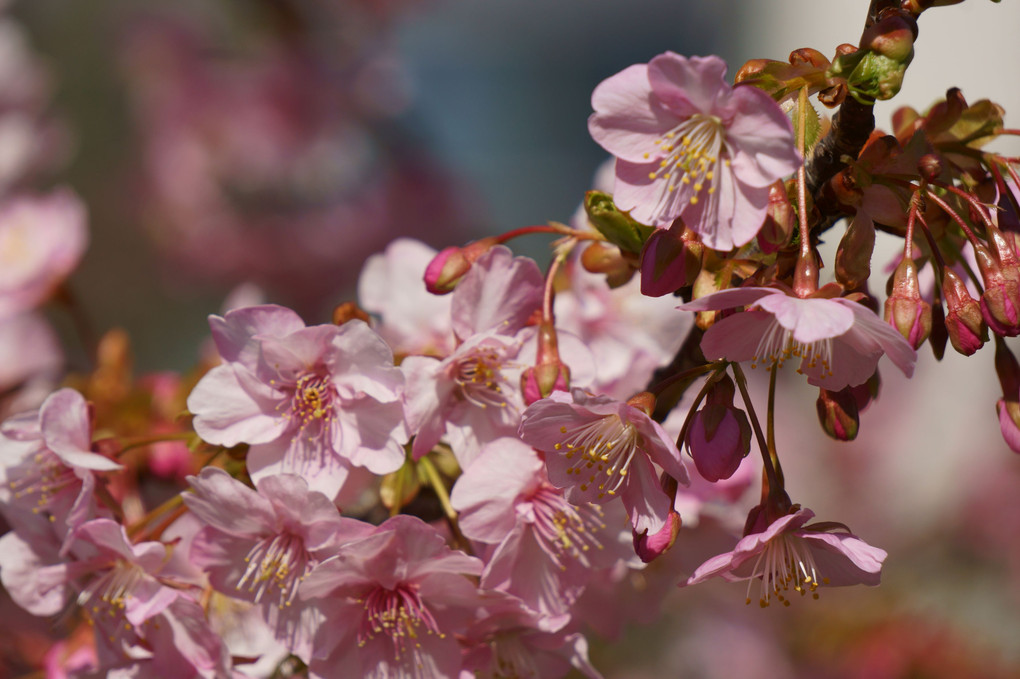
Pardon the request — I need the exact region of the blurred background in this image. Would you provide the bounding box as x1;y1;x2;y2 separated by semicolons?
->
3;0;1020;676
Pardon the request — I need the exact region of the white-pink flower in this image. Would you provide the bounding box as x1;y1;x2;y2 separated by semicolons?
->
0;189;87;318
679;287;917;389
187;305;407;499
450;438;629;629
518;389;689;535
588;53;801;250
183;468;374;657
682;508;887;608
299;514;484;679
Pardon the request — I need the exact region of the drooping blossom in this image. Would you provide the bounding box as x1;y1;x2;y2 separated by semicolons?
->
518;389;689;535
588;52;801;250
298;514;484;679
450;437;630;628
0;388;119;551
183;468;375;657
682;507;887;608
679;287;917;389
0;189;87;319
187;304;407;499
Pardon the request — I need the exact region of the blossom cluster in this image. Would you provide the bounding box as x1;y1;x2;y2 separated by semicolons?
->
2;1;1020;677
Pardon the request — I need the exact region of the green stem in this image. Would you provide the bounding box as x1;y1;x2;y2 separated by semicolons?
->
731;363;783;495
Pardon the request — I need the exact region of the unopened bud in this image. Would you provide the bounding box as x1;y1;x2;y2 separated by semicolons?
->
684;376;750;482
816;387;860;441
918;153;942;183
758;180;796;253
521;320;570;405
859;14;917;62
640;222;702;297
331;301;370;326
584;191;655;254
633;510;681;563
580;241;636;288
942;269;986;355
835;213;875;289
520;362;570;405
884;257;931;349
997;399;1020;454
424;238;498;295
626;391;656;417
975;241;1020;337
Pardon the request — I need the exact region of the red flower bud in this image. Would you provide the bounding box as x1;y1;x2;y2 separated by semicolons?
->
423;238;498;294
942;269;986;355
640;222;701;297
884;257;931;349
816;387;860;441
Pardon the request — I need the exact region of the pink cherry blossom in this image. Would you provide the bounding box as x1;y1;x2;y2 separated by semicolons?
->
518;389;689;535
0;388;119;552
299;514;484;679
588;52;801;250
459;591;603;679
682;508;887;608
554;255;692;399
450;437;629;628
183;468;374;657
187;305;407;498
357;238;454;357
0;190;87;319
679;287;917;389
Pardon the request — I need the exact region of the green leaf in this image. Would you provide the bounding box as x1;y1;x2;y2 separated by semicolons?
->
583;191;655;253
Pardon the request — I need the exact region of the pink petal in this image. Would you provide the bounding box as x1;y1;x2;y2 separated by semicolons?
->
755;295;855;344
588;64;677;164
647;53;728;118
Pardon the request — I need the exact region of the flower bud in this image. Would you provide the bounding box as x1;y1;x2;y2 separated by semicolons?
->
633;510;681;563
758;180;796;254
424;238;498;294
520;320;570;405
640;222;701;297
584;190;655;254
331;301;370;326
942;269;986;355
859;14;917;62
917;153;942;183
520;362;570;406
995;339;1020;454
816;387;860;441
974;241;1020;337
835;213;875;289
684;376;750;482
884;257;931;349
580;241;636;288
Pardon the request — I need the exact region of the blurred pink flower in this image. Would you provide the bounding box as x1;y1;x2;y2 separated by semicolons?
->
588;52;800;250
0;189;87;319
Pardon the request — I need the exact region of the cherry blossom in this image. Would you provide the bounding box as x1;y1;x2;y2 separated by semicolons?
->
187;304;407;498
588;52;800;250
518;389;689;535
679;287;916;389
682;507;887;608
299;514;484;679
